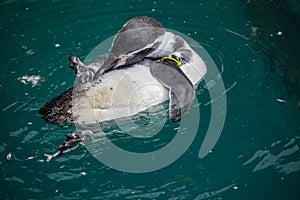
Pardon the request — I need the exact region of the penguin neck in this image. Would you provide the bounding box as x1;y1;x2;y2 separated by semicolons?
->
148;32;176;58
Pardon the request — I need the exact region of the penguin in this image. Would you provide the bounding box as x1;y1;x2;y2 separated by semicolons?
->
39;16;207;160
67;16;204;121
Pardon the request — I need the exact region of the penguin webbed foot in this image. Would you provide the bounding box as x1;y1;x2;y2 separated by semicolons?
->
68;54;94;83
44;133;82;162
68;54;81;71
55;133;82;152
44;130;94;162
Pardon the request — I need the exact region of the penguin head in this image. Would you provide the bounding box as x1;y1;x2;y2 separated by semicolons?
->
103;16;166;70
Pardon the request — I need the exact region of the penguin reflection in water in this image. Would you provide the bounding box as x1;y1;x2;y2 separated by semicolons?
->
39;16;207;161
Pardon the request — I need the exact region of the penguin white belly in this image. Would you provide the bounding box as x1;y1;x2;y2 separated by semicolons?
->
73;64;169;124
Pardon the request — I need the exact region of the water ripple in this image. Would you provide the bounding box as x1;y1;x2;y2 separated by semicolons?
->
5;176;25;184
46;171;86;182
126;191;165;199
1;0;299;199
243;136;300;175
95;188;142;199
22;187;44;193
193;184;236;200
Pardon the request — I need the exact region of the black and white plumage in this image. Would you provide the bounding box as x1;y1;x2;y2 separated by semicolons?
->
39;16;207;160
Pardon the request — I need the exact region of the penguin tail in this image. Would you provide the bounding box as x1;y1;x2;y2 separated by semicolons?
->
38;87;74;125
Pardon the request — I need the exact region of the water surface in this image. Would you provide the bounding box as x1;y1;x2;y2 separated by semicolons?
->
1;0;299;199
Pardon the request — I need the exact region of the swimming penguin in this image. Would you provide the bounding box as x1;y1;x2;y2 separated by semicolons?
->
39;16;207;161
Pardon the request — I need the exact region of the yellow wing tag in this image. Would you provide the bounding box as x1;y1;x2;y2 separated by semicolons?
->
161;56;182;67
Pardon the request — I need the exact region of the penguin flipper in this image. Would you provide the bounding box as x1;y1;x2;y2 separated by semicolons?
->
94;43;159;78
149;60;195;122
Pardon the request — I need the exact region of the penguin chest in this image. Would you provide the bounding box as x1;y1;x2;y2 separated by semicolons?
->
73;65;169;124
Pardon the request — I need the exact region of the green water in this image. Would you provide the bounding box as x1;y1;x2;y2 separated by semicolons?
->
1;0;299;199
